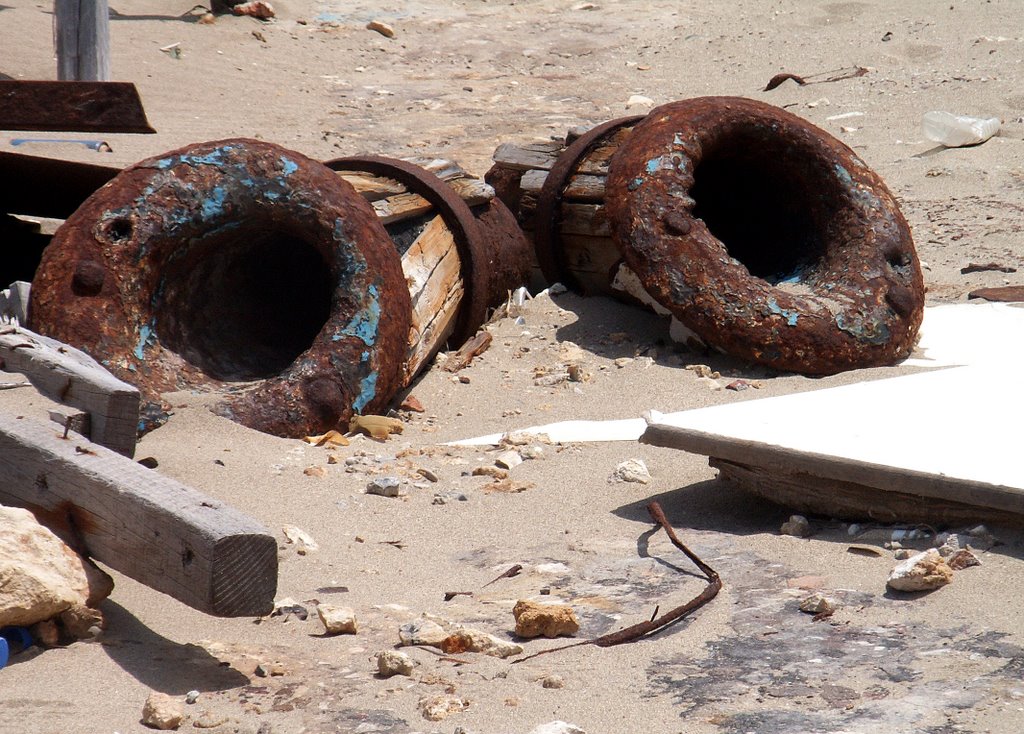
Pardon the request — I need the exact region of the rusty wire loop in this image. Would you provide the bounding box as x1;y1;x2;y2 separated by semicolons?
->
511;501;721;663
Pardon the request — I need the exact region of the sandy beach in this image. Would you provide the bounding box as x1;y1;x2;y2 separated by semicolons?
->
2;1;1024;732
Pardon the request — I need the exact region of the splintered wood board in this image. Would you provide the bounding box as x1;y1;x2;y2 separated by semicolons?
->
643;365;1024;520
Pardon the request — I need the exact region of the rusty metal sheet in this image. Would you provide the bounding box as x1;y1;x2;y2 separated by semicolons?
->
29;139;410;438
0;81;155;134
0;151;119;219
606;96;924;375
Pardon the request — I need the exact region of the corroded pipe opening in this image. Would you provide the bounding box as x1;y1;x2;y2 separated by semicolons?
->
606;97;925;375
689;124;830;282
155;228;332;381
29;139;411;438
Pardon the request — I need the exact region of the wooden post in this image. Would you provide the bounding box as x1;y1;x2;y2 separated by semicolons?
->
54;0;111;82
0;413;277;617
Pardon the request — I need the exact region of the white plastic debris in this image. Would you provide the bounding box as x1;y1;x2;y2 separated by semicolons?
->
922;111;1000;148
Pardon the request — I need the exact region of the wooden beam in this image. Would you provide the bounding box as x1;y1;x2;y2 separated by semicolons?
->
0;325;139;457
54;0;111;82
0;413;277;617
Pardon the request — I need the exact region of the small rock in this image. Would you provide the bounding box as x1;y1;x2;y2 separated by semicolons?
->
799;594;838;615
520;445;546;460
31;619;59;647
547;283;568;295
366;20;395;38
417;467;438;482
303;466;327;478
473;466;508;479
780;515;811;538
230;1;275;19
282;525;318;552
254;663;270;678
528;722;586;734
400;394;425;412
567;363;590;382
496;450;523;470
440;627;523;658
185;691;200;705
271;597;308;620
513;600;580;638
58;604;103;640
366;477;401;497
886;549;954;592
541;674;565;689
141;692;184;730
399;617;448;646
418;694;468;721
685;364;720;379
376;649;415;677
947;548;981;570
626;94;654;108
613;357;634;368
608;458;651;484
893;548;911;560
192;711;229;729
317;604;358;635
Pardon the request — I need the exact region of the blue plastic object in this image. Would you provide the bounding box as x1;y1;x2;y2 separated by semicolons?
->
0;627;33;669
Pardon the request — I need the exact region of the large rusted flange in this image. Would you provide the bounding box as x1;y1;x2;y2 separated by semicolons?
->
606;97;924;374
533;116;645;292
29;138;411;437
325;155;531;345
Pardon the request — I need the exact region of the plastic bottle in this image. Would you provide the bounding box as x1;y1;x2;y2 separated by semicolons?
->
922;111;1000;147
0;627;33;669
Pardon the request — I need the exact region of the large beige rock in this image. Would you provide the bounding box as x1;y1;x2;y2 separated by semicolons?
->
887;549;954;592
141;692;184;730
0;506;113;627
513;599;580;638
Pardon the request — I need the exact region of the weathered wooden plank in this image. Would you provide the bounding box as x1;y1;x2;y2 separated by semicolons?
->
372;177;494;225
402;215;463;383
0;325;139;457
0;413;277;617
711;458;1014;526
491;141;563;171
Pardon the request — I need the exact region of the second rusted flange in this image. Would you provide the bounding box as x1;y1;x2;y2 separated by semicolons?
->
606;97;924;375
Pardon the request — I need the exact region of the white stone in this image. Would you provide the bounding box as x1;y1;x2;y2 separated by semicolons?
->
528;722;587;734
608;458;651;484
0;505;113;627
141;692;184;730
399;617;448;646
496;450;523;470
366;477;401;497
282;524;318;552
626;94;655;108
418;694;468;721
317;604;358;634
376;649;415;677
886;549;954;592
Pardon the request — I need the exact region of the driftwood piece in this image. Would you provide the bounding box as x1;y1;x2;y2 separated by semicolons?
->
967;286;1024;303
0;413;277;616
0;325;139;457
442;330;493;373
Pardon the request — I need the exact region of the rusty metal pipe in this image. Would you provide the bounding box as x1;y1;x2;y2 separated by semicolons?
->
606;97;924;374
29;139;411;437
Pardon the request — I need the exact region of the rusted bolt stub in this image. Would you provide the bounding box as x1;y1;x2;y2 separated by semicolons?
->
29;138;411;437
605;97;924;374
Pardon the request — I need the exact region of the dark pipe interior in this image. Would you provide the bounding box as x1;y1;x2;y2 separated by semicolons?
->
156;228;332;381
691;129;829;282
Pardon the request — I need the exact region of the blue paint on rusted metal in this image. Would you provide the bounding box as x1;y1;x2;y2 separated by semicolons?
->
335;284;380;346
835;312;890;345
201;186;228;220
134;320;157;360
767;298;799;326
352;370;378;413
280;157;298;176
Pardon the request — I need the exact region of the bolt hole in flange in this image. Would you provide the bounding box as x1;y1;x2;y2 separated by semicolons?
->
156;227;332;381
